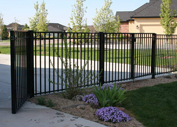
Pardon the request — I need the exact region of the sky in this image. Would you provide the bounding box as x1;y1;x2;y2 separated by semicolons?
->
0;0;149;26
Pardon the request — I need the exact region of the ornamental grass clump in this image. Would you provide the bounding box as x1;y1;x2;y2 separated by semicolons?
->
95;107;131;123
82;94;99;106
93;83;126;107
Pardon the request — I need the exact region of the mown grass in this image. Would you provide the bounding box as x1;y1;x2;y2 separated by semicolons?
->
0;39;10;43
122;81;177;127
0;46;10;54
0;45;176;67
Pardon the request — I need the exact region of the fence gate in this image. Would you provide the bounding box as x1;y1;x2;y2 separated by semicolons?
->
10;31;34;114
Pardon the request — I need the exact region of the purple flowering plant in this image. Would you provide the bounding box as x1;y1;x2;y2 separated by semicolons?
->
82;94;99;106
95;107;131;123
101;84;124;91
93;83;126;107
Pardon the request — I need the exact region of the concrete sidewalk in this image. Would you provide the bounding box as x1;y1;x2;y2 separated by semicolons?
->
0;54;106;127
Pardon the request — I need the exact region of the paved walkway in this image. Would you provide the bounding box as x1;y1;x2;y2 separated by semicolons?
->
0;42;10;46
0;54;106;127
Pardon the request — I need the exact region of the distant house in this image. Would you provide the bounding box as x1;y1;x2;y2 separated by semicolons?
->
6;23;24;36
87;25;96;33
116;0;177;34
47;23;67;32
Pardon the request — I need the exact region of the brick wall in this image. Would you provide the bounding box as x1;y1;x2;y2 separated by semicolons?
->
119;22;129;33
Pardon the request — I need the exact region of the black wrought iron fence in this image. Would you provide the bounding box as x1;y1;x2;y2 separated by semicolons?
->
156;35;177;74
11;31;177;99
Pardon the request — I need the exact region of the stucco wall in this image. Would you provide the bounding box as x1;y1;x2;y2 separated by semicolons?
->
129;18;177;34
120;22;129;33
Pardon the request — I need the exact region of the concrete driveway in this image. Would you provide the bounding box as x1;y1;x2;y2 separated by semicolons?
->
0;54;106;127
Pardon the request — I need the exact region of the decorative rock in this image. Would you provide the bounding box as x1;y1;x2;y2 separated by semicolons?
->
117;107;125;111
121;84;126;88
72;95;84;101
76;105;85;110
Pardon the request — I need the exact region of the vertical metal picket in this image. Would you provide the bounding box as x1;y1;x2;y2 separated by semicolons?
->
27;31;34;97
131;34;135;79
99;32;104;85
10;31;16;114
152;33;156;79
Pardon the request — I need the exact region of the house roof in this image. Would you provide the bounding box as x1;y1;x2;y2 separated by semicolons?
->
116;0;177;22
6;23;24;28
116;11;135;22
6;23;24;31
47;23;67;32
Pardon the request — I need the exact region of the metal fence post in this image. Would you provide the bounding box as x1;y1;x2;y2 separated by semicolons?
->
10;31;17;114
131;34;135;79
27;30;34;97
151;33;156;79
99;32;104;86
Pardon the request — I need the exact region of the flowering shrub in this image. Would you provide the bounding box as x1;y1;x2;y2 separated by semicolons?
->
82;94;99;106
95;107;131;123
101;84;124;91
93;83;126;107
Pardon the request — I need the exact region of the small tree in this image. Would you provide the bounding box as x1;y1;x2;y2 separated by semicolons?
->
0;13;3;41
36;1;48;32
93;0;120;33
2;25;8;40
160;0;177;36
160;0;177;57
29;1;40;31
69;0;89;32
115;15;121;33
22;24;29;30
13;17;19;30
50;35;99;99
29;1;48;32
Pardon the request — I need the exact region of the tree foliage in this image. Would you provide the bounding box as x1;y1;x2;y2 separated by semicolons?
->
160;0;177;36
13;17;19;30
69;0;89;32
29;1;48;32
93;0;121;33
22;24;29;30
0;13;3;40
2;25;8;40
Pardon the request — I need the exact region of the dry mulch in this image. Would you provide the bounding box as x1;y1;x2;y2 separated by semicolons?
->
29;74;177;127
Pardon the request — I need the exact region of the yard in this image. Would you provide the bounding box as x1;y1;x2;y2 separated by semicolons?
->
0;39;10;43
0;45;177;68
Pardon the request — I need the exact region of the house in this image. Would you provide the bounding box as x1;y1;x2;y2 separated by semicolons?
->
47;23;67;32
87;25;96;33
116;0;177;34
6;23;24;36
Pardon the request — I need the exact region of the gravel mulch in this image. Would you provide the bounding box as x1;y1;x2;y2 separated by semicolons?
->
29;74;177;127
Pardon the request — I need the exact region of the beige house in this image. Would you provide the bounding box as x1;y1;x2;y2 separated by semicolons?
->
116;0;177;34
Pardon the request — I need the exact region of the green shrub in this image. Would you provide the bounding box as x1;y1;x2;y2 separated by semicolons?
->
46;99;55;107
36;97;46;105
92;83;126;107
50;35;99;99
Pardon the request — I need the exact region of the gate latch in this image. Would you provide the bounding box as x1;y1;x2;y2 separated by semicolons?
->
10;36;16;41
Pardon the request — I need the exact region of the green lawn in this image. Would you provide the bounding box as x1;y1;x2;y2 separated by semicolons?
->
0;45;176;67
122;81;177;127
0;39;10;43
0;46;10;54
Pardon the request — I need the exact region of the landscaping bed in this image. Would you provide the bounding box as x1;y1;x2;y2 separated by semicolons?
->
29;74;177;127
